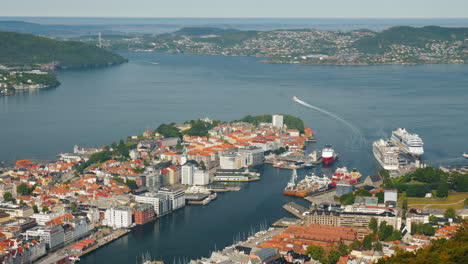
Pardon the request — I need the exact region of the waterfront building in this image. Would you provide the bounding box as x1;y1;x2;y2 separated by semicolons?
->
103;207;132;228
181;163;195;185
68;217;90;241
193;169;210;185
238;147;264;166
146;171;162;189
219;152;243;170
272;114;284;129
304;209;400;232
132;203;156;225
25;225;65;250
161;166;179;186
259;225;358;254
250;247;280;263
135;192;171;216
157;187;185;211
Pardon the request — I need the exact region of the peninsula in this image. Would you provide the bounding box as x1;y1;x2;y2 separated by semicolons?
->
78;26;468;65
0;31;128;70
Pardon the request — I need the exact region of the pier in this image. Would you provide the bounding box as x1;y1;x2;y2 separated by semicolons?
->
282;202;308;219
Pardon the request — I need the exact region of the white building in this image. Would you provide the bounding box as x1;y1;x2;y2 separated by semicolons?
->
238;147;265;166
135;192;171;216
181;163;195;185
384;189;398;206
181;163;210;186
103;207;132;228
157;188;185;210
194;169;210;185
25;226;65;250
272;114;283;128
219;152;243;170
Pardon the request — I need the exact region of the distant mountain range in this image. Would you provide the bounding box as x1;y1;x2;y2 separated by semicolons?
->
0;31;128;69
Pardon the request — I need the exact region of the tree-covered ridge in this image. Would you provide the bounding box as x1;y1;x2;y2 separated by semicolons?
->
354;26;468;54
0;31;128;69
236;114;305;132
377;222;467;264
382;167;468;198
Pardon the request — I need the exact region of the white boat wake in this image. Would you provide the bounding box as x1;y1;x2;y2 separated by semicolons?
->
292;96;366;149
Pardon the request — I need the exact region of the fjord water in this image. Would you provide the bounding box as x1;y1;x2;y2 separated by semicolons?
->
1;52;468;263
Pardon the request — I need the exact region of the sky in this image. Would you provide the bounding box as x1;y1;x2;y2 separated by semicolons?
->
1;0;467;18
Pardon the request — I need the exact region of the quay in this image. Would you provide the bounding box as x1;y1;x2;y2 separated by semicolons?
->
77;229;131;258
272;217;302;227
282;202;308;219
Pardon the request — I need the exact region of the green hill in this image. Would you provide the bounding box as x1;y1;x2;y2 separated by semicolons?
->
377;222;467;264
236;114;305;132
0;31;128;69
354;26;468;54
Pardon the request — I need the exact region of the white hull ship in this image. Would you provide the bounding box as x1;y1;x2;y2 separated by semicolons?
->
390;128;424;156
373;139;400;170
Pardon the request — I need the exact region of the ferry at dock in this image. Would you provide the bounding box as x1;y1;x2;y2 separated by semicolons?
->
330;166;362;186
390;128;424;156
373;139;400;170
283;170;331;197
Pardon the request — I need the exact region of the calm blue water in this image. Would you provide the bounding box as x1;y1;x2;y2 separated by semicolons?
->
1;52;467;263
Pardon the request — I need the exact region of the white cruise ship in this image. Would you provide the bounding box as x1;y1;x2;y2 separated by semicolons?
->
373;139;400;170
390;128;424;156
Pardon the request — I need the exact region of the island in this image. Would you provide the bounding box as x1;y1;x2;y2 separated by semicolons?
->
0;70;60;96
78;26;468;65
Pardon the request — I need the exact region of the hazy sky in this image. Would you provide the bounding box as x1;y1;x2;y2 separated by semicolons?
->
1;0;467;18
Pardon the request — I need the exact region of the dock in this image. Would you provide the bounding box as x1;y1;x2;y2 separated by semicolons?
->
272;217;302;227
282;202;308;219
78;229;130;257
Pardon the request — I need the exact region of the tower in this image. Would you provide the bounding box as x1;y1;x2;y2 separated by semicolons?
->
98;32;102;48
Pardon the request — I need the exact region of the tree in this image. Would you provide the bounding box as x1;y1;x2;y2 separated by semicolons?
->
339;192;355;205
17;183;30;195
349;240;362;250
41;206;49;212
338;241;349;256
199;161;206;170
387;230;403;241
3;192;13;202
436;183;449;198
70;203;77;211
369;217;378;233
326;249;341;264
19;200;26;206
373;241;383;251
32;205;39;213
363;234;374;249
306;244;325;262
444;208;456;219
402;200;408;210
378;221;394;241
429;215;439;225
125;179;138;190
376;191;384;203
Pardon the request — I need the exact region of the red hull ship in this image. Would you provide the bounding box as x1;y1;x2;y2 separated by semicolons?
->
322;144;338;165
